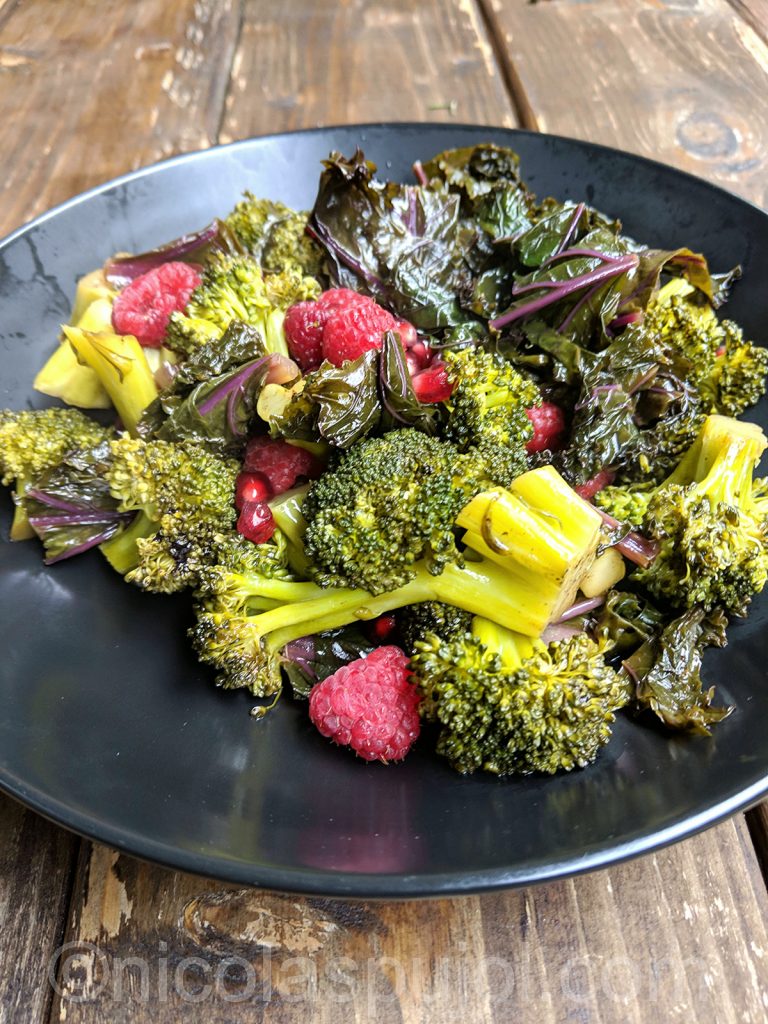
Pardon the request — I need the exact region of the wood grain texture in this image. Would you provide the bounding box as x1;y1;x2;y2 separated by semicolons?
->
0;0;240;235
479;0;768;206
219;0;518;143
0;795;78;1024
48;818;768;1023
729;0;768;43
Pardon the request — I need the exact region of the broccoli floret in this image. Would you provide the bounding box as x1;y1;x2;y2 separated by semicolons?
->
410;624;629;775
224;194;325;278
442;348;539;486
302;429;494;594
165;253;320;358
630;414;768;614
643;287;768;416
396;601;473;655
0;407;114;540
595;481;655;527
100;437;241;592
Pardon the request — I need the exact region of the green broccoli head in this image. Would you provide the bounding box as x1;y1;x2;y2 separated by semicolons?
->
644;291;768;417
224;193;325;278
396;601;474;655
442;347;539;486
302;428;492;594
594;481;655;527
102;437;240;592
634;415;768;614
165;253;320;358
411;629;629;775
0;407;113;487
190;609;284;696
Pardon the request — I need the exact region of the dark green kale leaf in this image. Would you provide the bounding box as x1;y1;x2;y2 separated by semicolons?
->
622;607;732;734
280;625;377;698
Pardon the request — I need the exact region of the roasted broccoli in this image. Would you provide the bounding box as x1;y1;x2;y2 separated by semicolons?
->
302;429;492;594
99;436;242;592
442;347;539;486
0;407;114;540
410;620;629;775
606;414;768;614
164;253;320;358
224;193;325;278
643;282;768;417
396;601;473;656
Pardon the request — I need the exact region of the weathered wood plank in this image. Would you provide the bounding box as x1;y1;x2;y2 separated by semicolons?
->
479;0;768;206
219;0;518;142
0;0;240;236
0;795;78;1024
48;818;768;1023
729;0;768;43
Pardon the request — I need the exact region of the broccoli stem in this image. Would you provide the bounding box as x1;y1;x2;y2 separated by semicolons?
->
9;478;34;540
100;510;159;573
62;327;159;436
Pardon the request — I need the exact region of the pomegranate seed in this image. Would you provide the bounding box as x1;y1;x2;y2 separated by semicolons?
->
394;319;418;348
411;364;453;403
369;614;398;641
235;471;273;510
237;501;276;544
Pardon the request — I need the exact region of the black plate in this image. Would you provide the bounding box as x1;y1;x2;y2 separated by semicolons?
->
2;124;768;898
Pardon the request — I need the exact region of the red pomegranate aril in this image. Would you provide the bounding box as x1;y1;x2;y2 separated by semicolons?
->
235;471;272;510
394;319;418;348
369;614;398;641
408;341;431;368
411;364;453;403
237;500;276;544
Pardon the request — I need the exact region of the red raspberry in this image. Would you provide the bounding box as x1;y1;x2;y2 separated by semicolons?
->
575;470;616;501
283;301;328;371
243;436;323;495
111;262;201;347
316;288;374;311
322;304;397;366
411;363;453;403
526;401;567;453
237;500;276;544
308;646;420;763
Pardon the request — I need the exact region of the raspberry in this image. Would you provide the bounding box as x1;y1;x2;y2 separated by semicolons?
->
316;288;374;311
111;262;201;347
411;363;453;403
242;436;322;495
526;401;567;453
575;470;616;501
308;646;420;762
283;301;328;371
322;304;397;366
237;500;276;544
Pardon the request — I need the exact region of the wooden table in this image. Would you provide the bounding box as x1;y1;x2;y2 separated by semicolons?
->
2;1;768;1020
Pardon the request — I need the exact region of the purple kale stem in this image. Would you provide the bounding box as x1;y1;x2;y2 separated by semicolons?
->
491;253;638;330
25;488;88;513
558;279;605;333
555;595;605;623
197;355;272;418
592;505;660;568
541;246;625;269
412;160;428;186
511;279;568;297
608;311;643;332
44;529;119;564
104;221;219;284
553;203;585;258
29;512;124;528
307;219;383;292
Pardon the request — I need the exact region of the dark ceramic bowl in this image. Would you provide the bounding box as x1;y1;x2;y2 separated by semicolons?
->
2;125;768;897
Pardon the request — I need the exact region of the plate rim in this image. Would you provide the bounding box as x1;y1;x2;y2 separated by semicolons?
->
3;122;768;898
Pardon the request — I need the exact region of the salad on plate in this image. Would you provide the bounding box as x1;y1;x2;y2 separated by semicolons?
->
2;143;767;777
